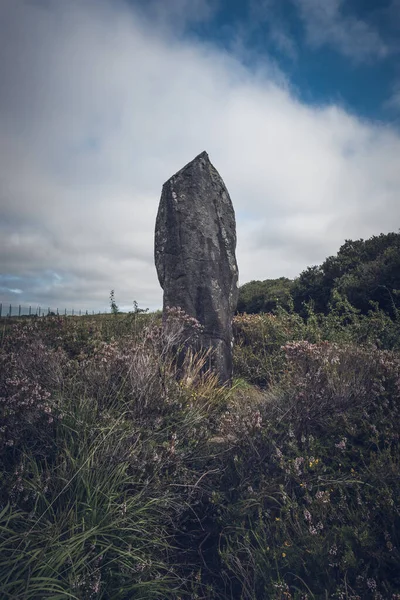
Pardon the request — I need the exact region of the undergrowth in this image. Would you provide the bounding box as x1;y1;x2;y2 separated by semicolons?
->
1;302;400;599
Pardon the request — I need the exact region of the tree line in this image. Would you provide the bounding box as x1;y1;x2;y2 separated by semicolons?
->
237;231;400;318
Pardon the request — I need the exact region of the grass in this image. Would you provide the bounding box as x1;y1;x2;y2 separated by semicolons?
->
1;305;400;599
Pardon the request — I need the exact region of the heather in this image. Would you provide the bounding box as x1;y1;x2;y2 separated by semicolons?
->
1;304;400;599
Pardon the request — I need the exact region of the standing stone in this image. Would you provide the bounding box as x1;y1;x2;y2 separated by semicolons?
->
155;151;239;384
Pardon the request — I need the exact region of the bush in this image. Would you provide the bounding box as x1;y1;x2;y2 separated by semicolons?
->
232;311;306;387
1;307;400;598
0;311;227;598
214;341;400;599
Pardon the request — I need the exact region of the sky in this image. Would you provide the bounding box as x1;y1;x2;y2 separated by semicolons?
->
1;0;400;313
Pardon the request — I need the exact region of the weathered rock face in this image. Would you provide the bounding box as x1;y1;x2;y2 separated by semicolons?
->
155;151;239;384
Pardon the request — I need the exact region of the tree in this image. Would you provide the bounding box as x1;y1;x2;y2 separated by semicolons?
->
109;290;119;315
292;232;400;317
237;278;293;314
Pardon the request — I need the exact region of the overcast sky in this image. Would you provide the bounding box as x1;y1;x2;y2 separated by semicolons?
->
1;0;400;313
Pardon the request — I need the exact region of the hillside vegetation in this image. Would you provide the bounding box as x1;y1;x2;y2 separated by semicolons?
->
238;231;400;318
1;232;400;599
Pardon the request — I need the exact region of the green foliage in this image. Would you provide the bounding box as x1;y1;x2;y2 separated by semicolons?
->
237;278;294;314
109;289;119;315
1;299;400;598
233;295;400;389
292;232;400;317
232;310;306;387
0;313;228;598
216;340;400;599
236;232;400;325
132;299;149;314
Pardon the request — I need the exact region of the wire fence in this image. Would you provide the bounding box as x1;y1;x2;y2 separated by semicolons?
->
0;303;111;318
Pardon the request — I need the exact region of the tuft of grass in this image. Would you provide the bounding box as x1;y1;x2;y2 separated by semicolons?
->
0;312;227;599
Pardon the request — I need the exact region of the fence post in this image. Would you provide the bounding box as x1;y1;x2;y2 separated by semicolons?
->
38;307;41;317
56;308;59;316
18;305;21;317
9;304;12;317
0;303;2;318
72;309;74;316
29;306;31;316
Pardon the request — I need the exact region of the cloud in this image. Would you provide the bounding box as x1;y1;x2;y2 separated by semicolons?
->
137;0;215;25
0;0;400;312
293;0;389;62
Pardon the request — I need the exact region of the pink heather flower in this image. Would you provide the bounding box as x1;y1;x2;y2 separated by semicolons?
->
294;456;305;475
335;438;347;451
304;509;312;523
367;578;377;591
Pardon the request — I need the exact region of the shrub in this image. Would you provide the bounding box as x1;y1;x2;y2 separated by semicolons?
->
214;341;400;599
1;307;400;598
232;311;306;387
0;310;227;598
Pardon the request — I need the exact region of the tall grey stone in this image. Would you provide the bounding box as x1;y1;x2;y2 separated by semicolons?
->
155;151;239;384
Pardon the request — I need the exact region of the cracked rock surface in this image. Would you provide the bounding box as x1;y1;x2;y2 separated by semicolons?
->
155;151;239;384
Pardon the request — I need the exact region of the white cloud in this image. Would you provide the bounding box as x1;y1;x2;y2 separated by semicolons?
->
0;0;400;312
133;0;216;31
293;0;389;62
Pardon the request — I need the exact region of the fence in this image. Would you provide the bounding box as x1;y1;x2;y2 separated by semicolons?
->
0;303;110;318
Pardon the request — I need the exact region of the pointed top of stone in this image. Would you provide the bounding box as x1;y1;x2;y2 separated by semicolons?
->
194;150;209;160
183;150;209;167
166;151;210;183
